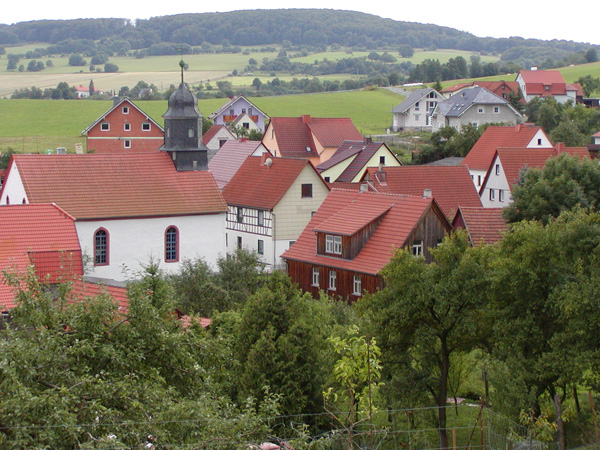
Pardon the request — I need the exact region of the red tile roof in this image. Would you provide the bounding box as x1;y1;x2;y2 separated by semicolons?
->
362;165;482;219
8;153;227;219
208;140;268;189
267;116;363;158
452;207;508;246
462;125;550;171
442;81;520;98
0;204;82;310
282;189;447;275
69;279;130;314
518;70;568;96
494;146;590;188
222;156;325;209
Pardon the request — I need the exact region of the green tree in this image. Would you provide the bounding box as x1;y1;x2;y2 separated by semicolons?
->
398;44;414;58
0;263;279;449
585;48;598;63
549;120;588;147
233;271;328;419
576;75;600;97
252;77;262;90
488;210;600;417
504;153;600;224
360;231;491;449
103;62;119;72
68;53;86;66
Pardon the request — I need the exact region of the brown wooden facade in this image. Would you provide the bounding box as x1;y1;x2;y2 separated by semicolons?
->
286;202;451;300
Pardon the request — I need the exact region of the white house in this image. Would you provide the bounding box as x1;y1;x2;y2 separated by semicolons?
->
391;88;443;131
462;124;553;190
221;155;329;270
209;95;269;132
479;145;591;208
516;70;582;104
0;152;227;281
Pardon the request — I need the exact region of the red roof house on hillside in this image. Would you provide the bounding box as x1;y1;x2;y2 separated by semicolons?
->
81;98;164;154
262;115;363;165
452;207;509;246
222;155;329;270
442;81;521;101
283;189;452;301
516;70;583;104
360;165;482;220
462;124;553;189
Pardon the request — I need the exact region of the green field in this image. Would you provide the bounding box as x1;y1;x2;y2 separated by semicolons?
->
0;87;404;154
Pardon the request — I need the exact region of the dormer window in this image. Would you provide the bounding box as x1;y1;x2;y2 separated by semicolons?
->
326;235;342;255
412;240;423;257
188;128;195;137
305;146;312;152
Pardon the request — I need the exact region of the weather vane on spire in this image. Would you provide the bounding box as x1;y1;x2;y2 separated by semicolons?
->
177;45;186;84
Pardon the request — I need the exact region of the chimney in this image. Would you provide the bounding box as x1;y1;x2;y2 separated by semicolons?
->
378;162;384;172
423;188;432;198
555;142;565;155
516;124;522;132
113;96;120;106
364;136;372;144
301;114;311;124
260;152;270;165
359;183;369;193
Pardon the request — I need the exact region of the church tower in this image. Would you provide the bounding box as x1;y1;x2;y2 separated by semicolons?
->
159;59;208;171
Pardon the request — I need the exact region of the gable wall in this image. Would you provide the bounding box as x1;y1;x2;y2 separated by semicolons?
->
319;155;358;182
0;162;27;205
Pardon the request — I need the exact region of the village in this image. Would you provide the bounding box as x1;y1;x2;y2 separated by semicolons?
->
0;67;596;305
2;62;600;450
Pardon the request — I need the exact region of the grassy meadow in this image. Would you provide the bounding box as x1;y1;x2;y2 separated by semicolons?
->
0;87;404;154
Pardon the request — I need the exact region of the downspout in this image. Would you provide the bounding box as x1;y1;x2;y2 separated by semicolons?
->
271;210;276;271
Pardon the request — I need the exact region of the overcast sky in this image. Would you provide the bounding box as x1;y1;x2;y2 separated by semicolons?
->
3;1;600;46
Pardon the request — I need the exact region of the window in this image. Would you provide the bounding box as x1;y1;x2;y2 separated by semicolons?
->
242;108;246;114
412;240;423;257
537;138;542;145
502;93;507;99
326;235;342;254
122;106;129;114
312;268;320;287
124;140;131;148
415;101;420;111
243;122;250;129
219;139;227;148
188;128;195;137
165;226;178;262
301;183;313;198
379;156;386;165
229;109;235;115
142;122;151;131
493;106;500;114
236;207;244;223
324;176;330;183
257;210;264;226
288;241;295;248
257;239;264;255
237;236;242;249
94;228;109;265
499;190;505;202
489;189;495;201
477;175;482;187
248;107;253;115
329;270;337;290
495;164;500;175
353;275;362;296
100;122;109;131
124;123;131;131
478;107;484;114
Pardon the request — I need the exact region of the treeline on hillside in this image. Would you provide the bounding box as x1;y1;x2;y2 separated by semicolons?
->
0;10;597;65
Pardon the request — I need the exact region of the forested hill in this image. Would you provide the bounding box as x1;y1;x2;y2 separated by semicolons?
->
0;9;594;56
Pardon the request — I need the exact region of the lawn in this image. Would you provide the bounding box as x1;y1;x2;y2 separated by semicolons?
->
0;87;404;154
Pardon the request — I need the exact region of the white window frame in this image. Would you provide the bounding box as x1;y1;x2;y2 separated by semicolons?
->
257;210;264;226
493;106;500;114
478;107;484;114
124;123;131;131
326;235;342;255
142;122;151;131
499;189;505;202
329;270;337;291
100;122;109;131
412;240;423;257
353;275;362;296
495;164;500;175
312;268;320;287
122;106;129;114
124;139;131;149
489;189;495;201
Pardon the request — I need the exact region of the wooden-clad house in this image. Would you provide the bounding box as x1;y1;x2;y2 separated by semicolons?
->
283;189;452;301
